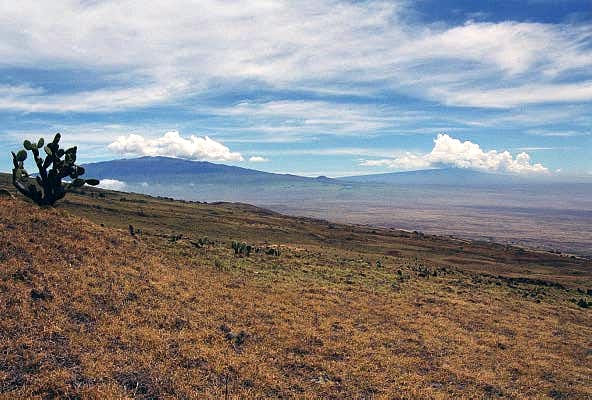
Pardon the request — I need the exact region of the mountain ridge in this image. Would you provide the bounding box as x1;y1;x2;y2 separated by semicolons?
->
83;156;339;185
338;167;547;185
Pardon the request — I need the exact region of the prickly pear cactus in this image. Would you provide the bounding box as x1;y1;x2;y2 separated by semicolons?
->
11;133;100;206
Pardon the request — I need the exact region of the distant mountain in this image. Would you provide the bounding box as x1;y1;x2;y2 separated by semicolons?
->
84;158;585;189
73;158;592;258
84;156;337;185
338;168;545;185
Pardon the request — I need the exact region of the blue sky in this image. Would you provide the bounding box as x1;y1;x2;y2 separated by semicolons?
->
0;0;591;178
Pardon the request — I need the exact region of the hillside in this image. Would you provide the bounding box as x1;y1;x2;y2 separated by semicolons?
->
0;183;591;398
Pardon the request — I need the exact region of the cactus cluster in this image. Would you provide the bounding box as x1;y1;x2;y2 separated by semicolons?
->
577;298;590;308
232;241;252;256
264;247;281;257
231;242;281;257
11;133;99;206
191;237;210;248
169;234;183;243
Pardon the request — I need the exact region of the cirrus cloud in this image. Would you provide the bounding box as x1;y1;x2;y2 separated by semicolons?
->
0;1;590;112
108;131;243;162
361;134;548;174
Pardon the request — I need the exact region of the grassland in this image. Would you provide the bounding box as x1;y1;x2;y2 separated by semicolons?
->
0;176;591;399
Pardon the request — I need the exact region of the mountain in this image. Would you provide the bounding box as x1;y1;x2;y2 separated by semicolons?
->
78;158;592;258
83;156;336;185
338;168;544;185
84;158;579;187
82;156;344;202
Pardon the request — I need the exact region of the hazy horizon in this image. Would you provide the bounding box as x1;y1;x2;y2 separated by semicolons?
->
33;156;588;257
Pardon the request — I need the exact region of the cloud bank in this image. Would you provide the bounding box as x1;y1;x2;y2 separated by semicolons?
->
361;134;548;174
97;179;127;191
108;131;243;162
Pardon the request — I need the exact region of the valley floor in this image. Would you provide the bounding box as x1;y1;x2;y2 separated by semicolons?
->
0;189;591;399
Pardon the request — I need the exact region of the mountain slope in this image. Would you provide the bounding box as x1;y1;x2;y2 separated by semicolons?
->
338;168;535;185
0;186;591;398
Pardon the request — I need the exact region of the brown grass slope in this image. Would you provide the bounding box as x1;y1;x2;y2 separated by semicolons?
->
0;186;591;398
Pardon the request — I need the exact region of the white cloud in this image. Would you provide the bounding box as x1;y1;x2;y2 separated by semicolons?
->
0;82;189;113
360;153;432;170
402;21;591;76
0;1;590;112
108;131;243;162
248;156;268;163
98;179;127;191
361;134;549;174
526;129;591;137
254;147;412;158
221;100;424;138
433;81;592;108
0;84;44;97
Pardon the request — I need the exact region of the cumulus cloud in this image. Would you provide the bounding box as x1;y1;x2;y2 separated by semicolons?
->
108;131;243;162
361;134;548;174
248;156;268;163
98;179;127;191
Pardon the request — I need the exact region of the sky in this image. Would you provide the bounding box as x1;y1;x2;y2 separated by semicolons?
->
0;0;591;178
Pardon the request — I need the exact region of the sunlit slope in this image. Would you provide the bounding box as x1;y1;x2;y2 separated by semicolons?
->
0;186;590;398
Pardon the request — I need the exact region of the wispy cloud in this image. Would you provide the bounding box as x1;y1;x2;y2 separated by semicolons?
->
0;82;189;113
220;100;420;137
252;147;415;158
526;129;591;137
361;134;549;174
0;1;590;112
434;81;592;108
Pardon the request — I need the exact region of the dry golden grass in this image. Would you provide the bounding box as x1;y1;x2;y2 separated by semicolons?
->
0;190;591;399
